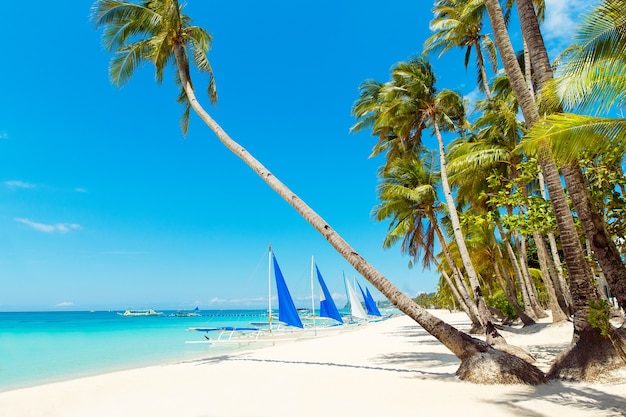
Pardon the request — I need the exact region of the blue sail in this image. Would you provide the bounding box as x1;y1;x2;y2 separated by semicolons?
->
358;281;382;316
272;254;304;328
315;264;343;323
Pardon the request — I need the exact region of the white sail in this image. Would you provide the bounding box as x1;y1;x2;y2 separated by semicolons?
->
344;274;368;319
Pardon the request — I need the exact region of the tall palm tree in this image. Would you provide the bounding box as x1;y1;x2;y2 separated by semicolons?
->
373;152;483;329
447;95;551;322
524;0;626;310
353;56;493;328
516;0;626;316
91;0;545;383
424;0;497;99
484;0;625;380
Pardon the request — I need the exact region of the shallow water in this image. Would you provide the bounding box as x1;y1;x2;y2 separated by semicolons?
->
0;310;271;391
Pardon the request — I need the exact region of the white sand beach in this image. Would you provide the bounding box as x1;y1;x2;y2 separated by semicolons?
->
1;310;624;417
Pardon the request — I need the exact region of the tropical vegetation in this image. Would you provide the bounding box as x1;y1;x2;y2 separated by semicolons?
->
90;0;626;384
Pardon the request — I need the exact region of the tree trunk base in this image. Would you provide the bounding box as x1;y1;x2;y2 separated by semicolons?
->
547;328;626;381
456;347;546;384
469;324;485;334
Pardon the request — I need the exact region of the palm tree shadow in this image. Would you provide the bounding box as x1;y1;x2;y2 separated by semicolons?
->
231;356;458;380
499;321;555;335
485;382;626;417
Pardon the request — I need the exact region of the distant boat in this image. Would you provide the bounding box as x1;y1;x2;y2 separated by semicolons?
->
344;273;369;320
358;281;382;317
170;307;201;317
117;309;163;317
187;246;344;344
188;245;305;344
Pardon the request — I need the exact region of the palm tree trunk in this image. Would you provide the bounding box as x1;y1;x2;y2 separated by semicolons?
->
172;44;546;383
431;215;483;329
562;162;626;309
496;220;538;320
538;172;573;313
474;43;492;100
517;232;549;318
437;261;473;319
493;241;536;326
494;261;535;325
534;231;569;323
512;0;626;379
433;120;491;327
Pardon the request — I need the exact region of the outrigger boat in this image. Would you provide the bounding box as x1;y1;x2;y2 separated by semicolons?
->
187;246;344;345
117;309;163;317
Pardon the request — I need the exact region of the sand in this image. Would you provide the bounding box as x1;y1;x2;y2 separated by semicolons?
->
1;310;625;417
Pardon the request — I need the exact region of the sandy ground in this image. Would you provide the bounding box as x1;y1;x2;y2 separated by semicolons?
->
1;310;625;417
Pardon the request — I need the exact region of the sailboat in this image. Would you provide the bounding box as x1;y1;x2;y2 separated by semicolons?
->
188;246;331;344
296;258;346;338
357;281;382;317
315;262;343;324
344;273;369;321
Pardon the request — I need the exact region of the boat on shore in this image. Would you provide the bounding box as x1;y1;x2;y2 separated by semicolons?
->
117;309;163;317
187;246;346;344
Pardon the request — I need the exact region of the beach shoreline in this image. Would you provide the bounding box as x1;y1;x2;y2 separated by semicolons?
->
1;310;625;417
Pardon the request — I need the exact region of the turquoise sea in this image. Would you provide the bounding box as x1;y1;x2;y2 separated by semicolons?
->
0;309;273;392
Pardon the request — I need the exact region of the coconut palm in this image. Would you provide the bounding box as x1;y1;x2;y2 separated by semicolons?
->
516;0;626;317
91;0;545;383
373;151;483;329
352;56;494;328
548;0;626;113
424;0;497;99
483;0;626;380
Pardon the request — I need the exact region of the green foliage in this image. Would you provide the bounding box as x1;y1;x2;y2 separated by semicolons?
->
486;291;516;319
588;299;612;337
485;159;558;236
413;292;439;308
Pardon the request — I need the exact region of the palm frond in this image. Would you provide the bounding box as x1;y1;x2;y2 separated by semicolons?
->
520;113;626;163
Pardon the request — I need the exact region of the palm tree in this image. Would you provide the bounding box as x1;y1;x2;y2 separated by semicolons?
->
447;95;552;322
352;56;494;328
484;0;626;380
373;152;483;329
525;0;626;311
91;0;545;383
424;0;497;99
516;0;626;317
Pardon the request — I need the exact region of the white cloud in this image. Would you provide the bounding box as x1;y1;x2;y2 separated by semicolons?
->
0;132;8;140
55;301;75;307
74;187;87;193
4;180;36;189
14;218;81;233
542;0;596;52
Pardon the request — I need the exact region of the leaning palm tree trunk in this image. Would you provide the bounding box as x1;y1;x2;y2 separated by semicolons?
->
432;121;491;328
170;43;545;385
533;231;569;323
432;218;483;330
485;0;625;380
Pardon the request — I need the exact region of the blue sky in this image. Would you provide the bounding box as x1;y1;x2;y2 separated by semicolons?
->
0;1;592;311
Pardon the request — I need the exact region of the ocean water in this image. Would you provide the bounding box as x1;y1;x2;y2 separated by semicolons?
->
0;309;272;392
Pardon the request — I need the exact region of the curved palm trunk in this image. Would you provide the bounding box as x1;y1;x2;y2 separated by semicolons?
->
433;120;491;328
474;43;493;100
487;0;625;379
492;241;536;326
533;231;569;323
517;232;549;318
496;220;538;320
437;261;474;320
171;44;546;385
562;163;626;309
494;260;535;325
431;215;483;329
539;172;573;313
